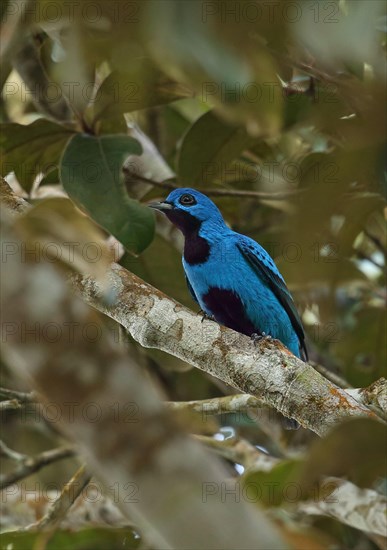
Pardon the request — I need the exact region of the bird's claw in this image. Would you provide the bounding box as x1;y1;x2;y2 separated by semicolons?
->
197;309;216;323
282;417;300;430
251;332;272;345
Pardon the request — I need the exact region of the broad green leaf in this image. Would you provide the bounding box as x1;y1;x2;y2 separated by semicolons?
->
177;110;253;185
337;193;386;256
0;527;140;550
283;91;313;129
333;306;387;387
300;418;387;488
298;153;338;188
87;62;191;127
60;134;154;253
39;167;60;186
0;120;74;192
143;2;283;134
97;114;128;135
242;460;304;507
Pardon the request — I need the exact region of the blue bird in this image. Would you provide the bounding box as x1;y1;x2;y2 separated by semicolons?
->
149;188;307;362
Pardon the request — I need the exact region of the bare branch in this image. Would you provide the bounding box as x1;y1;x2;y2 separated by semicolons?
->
123;169;303;201
0;440;28;462
0;399;23;412
0;386;38;403
346;378;387;420
195;434;274;471
0;446;76;490
166;394;266;417
72;264;377;436
24;464;92;532
0;177;30;214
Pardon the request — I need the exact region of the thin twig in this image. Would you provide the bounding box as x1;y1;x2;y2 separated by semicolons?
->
24;463;91;532
0;446;76;490
195;434;276;471
0;399;23;411
0;386;38;403
365;230;386;257
166;394;266;417
354;249;384;270
0;439;28;462
123;169;302;200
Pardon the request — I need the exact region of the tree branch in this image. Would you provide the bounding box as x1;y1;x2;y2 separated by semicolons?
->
123;169;303;201
0;440;28;462
72;264;377;436
0;386;39;403
0;446;76;490
24;464;92;532
166;394;266;417
0;399;23;412
346;378;387;420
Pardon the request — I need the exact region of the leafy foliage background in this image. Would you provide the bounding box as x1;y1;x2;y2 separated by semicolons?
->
0;1;386;549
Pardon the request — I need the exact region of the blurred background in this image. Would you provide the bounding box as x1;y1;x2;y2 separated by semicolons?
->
1;1;386;548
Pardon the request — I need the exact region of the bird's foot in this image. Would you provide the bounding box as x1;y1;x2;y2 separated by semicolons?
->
197;309;216;323
251;332;272;345
282;417;300;430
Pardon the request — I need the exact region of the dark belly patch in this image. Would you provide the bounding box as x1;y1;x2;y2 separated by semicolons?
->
203;287;257;336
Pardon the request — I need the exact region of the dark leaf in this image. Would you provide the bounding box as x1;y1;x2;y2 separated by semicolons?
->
242;460;304;507
60;133;154;253
0;528;140;550
300;418;387;488
0;120;74;192
87;62;191;127
177;110;253;185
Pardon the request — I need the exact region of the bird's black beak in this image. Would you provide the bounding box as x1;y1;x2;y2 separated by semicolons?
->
148;201;174;212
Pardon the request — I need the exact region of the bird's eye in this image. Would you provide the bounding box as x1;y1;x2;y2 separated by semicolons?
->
179;193;196;206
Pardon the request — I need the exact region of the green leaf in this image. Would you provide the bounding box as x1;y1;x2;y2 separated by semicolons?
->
242;460;304;507
333;307;387;387
87;62;191;127
97;115;128;135
143;2;283;134
283;91;313;129
0;120;74;192
298;153;336;188
300;418;387;488
177;110;253;185
39;167;59;186
337;193;386;256
60;134;154;253
0;527;140;550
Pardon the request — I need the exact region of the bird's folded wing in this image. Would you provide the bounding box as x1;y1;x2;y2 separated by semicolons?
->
185;273;199;304
236;237;308;360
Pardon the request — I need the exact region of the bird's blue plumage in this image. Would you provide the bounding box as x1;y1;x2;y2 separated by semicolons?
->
151;188;307;360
